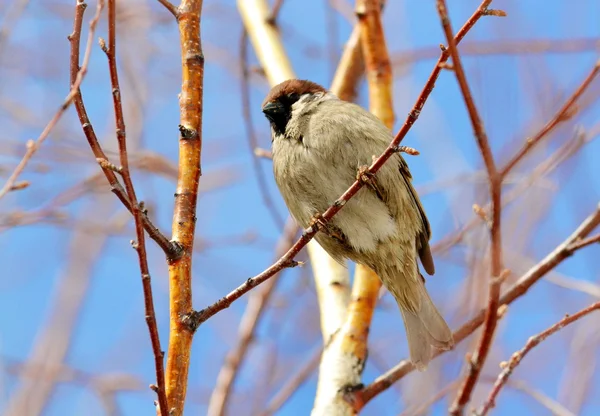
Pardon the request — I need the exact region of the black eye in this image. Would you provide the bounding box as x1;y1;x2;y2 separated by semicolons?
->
285;93;300;105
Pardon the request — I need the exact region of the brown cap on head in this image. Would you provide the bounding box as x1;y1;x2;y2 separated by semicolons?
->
262;79;328;108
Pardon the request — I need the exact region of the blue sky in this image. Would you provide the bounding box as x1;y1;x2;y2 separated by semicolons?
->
0;0;599;415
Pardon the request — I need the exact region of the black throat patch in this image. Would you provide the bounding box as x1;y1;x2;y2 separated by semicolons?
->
264;93;300;137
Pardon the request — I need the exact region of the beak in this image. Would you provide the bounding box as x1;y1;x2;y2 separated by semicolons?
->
262;101;284;122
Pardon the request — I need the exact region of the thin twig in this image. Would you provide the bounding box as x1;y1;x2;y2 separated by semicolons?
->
0;0;101;201
351;202;600;406
500;60;600;178
157;0;179;18
189;0;495;332
476;301;600;416
566;233;600;251
207;220;298;416
69;1;178;260
435;1;506;413
165;1;205;414
104;1;168;414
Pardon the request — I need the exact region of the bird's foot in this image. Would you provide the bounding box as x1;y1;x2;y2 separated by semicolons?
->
357;165;384;200
309;213;344;242
309;212;328;233
356;165;374;184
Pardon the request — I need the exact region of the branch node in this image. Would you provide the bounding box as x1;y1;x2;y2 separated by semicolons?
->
483;9;507;17
394;145;420;156
96;157;123;173
9;181;30;191
98;36;108;53
167;240;185;261
178;124;198;140
438;62;454;70
182;310;202;333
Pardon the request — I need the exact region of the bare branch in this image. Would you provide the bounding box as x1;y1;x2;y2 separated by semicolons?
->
165;0;205;414
69;1;179;260
0;0;102;201
104;1;168;413
190;0;497;336
352;202;600;406
500;60;600;177
476;301;600;416
435;0;506;412
157;0;179;18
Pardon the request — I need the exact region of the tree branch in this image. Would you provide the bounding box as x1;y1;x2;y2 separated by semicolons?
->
500;59;600;178
435;1;506;413
164;0;205;414
352;202;600;407
188;0;497;335
103;1;168;414
157;0;179;18
476;301;600;416
69;1;179;260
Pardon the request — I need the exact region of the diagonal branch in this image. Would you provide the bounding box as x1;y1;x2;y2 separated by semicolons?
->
157;0;179;18
351;202;600;407
435;0;506;413
476;301;600;416
69;1;179;260
188;0;496;333
500;60;600;178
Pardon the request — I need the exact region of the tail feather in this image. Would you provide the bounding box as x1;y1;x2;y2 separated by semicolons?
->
395;278;453;370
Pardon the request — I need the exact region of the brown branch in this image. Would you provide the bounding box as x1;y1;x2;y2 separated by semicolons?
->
157;0;179;18
351;202;600;406
69;1;178;260
207;220;298;416
476;301;600;416
500;60;600;178
240;29;285;230
436;0;506;413
165;0;205;414
104;1;168;414
0;0;101;201
189;0;494;333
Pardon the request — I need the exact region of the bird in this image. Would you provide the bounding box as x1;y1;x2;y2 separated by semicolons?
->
261;79;453;369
